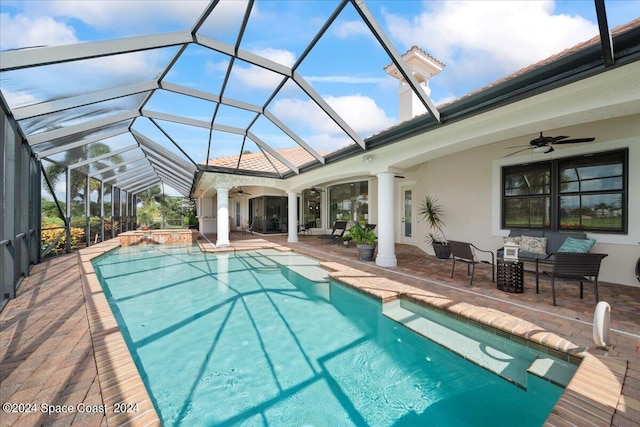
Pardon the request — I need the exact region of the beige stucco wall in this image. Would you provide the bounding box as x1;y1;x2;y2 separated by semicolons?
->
401;115;640;288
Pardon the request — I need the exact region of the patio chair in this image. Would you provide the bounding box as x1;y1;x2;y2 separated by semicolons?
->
449;240;495;286
544;252;608;306
318;221;348;244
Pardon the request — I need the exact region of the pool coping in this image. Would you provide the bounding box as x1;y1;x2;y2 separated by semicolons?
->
79;240;627;427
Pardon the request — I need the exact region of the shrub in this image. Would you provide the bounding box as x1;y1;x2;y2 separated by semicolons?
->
41;226;85;252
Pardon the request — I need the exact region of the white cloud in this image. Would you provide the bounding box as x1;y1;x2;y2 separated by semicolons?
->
206;60;229;75
0;13;78;50
251;48;296;68
332;20;371;39
17;0;210;34
383;1;598;95
271;94;395;139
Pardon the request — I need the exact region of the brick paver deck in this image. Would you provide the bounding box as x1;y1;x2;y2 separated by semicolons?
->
1;232;638;426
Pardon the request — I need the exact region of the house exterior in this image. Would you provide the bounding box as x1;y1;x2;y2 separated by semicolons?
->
193;22;640;287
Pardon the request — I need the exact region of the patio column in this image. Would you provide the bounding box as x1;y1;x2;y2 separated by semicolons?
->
287;191;298;243
376;172;397;267
216;186;231;248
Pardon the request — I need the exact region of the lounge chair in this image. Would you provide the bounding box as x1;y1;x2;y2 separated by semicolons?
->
449;240;495;286
318;221;347;244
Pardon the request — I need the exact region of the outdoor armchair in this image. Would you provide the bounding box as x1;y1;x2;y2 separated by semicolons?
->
449;240;495;286
544;252;608;306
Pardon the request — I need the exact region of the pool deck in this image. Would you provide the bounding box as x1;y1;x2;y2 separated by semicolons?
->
1;232;638;426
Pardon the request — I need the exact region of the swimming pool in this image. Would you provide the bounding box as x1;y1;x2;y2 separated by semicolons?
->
93;245;570;426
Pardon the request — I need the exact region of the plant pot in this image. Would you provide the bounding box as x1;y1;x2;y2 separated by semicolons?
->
432;243;451;260
356;243;376;261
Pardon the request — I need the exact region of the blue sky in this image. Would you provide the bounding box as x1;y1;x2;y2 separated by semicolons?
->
1;0;639;197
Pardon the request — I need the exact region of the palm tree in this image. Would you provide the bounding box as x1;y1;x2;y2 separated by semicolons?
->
43;143;125;208
136;186;166;227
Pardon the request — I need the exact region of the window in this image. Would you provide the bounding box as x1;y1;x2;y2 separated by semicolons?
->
328;181;369;226
503;163;551;228
502;149;627;233
302;189;321;228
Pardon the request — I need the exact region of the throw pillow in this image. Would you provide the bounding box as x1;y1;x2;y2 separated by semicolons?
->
558;237;596;253
503;236;521;246
520;235;547;255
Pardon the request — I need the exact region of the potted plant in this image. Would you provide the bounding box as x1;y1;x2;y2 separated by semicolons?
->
346;224;377;261
418;195;451;260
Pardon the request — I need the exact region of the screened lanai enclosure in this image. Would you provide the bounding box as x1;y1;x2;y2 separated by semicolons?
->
0;0;447;304
1;0;636;303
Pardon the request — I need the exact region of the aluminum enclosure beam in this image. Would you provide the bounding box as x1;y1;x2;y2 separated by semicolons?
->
28;111;138;145
0;32;193;71
12;81;158;120
68;146;140;171
247;131;299;174
34;128;129;159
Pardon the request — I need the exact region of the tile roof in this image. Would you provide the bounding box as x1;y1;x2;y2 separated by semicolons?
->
204;147;328;174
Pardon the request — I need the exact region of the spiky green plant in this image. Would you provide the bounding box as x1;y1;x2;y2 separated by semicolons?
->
418;196;447;245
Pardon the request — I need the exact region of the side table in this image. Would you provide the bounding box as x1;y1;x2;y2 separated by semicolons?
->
497;258;524;293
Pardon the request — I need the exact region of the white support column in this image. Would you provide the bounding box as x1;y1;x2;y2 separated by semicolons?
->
216;186;231;248
376;172;397;267
287;191;298;243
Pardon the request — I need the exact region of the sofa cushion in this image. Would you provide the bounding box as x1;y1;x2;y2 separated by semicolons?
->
519;251;550;261
545;231;587;253
558;237;596;253
520;236;547;255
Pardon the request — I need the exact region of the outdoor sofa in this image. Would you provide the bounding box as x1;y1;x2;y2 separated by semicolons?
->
497;228;593;292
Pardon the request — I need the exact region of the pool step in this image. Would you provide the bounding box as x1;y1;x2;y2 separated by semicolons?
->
382;299;578;389
240;255;278;270
527;355;577;387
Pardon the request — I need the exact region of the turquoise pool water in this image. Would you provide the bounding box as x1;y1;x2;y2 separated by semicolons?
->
94;245;567;426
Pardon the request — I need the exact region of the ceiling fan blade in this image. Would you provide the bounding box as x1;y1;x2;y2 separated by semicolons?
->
552;137;595;145
530;132;555;145
504;147;533;158
551;135;569;142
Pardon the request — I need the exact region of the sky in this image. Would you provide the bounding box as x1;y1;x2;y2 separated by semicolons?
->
1;0;639;198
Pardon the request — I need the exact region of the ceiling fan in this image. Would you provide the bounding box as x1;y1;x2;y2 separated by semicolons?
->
230;186;251;196
505;132;595;157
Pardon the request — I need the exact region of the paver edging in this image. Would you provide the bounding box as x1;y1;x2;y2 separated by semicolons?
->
77;242;160;427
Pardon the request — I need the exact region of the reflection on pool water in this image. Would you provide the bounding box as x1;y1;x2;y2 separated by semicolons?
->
93;245;572;426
